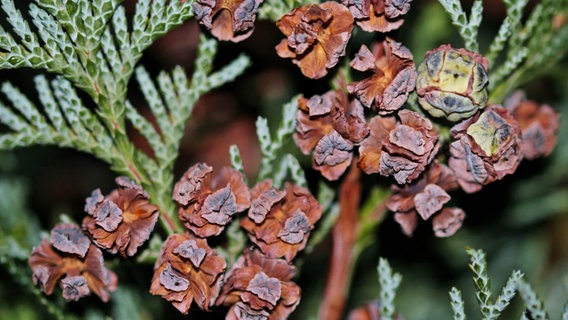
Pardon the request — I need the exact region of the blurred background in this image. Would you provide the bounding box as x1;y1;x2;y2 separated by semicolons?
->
1;0;568;319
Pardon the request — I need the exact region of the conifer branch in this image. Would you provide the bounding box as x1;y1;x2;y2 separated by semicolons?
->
485;0;529;68
257;96;298;181
377;258;402;320
489;0;568;101
450;287;467;320
437;0;483;52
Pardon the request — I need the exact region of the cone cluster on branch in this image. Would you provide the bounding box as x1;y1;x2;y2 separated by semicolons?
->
27;1;560;319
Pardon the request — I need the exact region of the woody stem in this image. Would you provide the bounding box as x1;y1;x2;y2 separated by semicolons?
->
318;162;391;319
319;162;361;320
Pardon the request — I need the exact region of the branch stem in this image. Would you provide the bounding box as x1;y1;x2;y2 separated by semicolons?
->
319;162;391;319
319;163;361;320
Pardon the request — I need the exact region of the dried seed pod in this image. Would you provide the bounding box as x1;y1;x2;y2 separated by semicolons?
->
82;177;159;257
359;110;439;184
176;164;251;237
294;90;369;180
386;161;462;237
416;45;489;122
342;0;412;32
241;181;322;262
313;130;354;181
275;2;354;79
217;249;301;319
449;105;523;193
432;207;466;238
60;276;90;302
150;233;226;314
504;91;560;160
29;223;118;302
192;0;263;42
347;38;416;114
50;223;91;258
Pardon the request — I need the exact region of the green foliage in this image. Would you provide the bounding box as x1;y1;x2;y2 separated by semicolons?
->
517;279;549;320
444;248;568;319
0;172;73;320
487;0;568;101
437;0;568;103
110;286;152;320
0;0;252;235
450;287;467;320
485;0;529;68
125;38;250;220
273;153;307;188
0;75;121;165
0;176;40;253
437;0;483;52
377;257;402;320
466;248;522;319
0;0;192;101
378;248;565;320
229;144;248;184
256;95;304;187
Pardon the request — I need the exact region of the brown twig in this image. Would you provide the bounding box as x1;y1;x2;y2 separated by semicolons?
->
319;162;361;320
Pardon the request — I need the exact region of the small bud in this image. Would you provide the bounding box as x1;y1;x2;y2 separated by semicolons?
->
416;45;489;122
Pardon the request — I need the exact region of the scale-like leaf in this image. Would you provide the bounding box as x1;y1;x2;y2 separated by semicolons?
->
257;96;298;181
378;258;402;320
438;0;482;52
450;287;467;320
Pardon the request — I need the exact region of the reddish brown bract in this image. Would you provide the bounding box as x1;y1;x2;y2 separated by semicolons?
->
217;249;301;319
28;223;118;302
241;181;322;262
342;0;411;32
275;2;354;79
294;90;369;180
175;163;251;237
192;0;263;42
82;177;159;257
150;233;226;314
387;162;463;237
449;105;523;193
504;91;560;160
358;110;439;184
348;38;416;114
